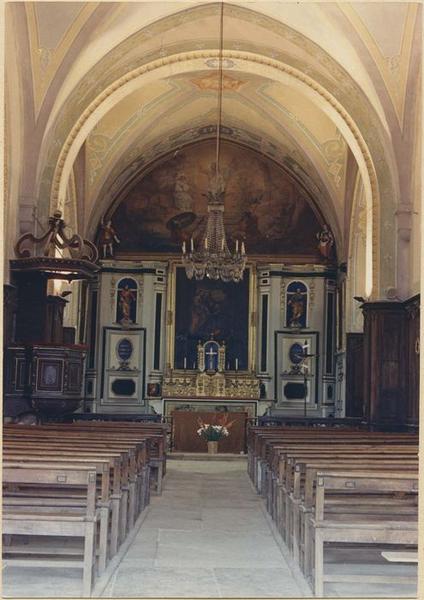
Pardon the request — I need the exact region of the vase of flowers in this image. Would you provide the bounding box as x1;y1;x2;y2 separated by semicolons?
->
196;415;234;454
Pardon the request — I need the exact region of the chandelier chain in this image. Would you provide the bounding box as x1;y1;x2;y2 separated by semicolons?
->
181;1;247;283
215;1;224;180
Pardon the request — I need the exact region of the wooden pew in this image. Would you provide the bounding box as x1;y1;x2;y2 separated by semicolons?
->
4;426;150;524
247;425;418;597
3;450;113;573
3;420;170;595
43;422;167;492
248;427;418;494
3;463;98;598
3;433;137;548
289;457;418;568
309;470;418;596
70;420;169;482
3;423;159;554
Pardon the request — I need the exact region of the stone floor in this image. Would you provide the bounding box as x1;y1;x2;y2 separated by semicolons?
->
102;459;310;599
2;458;418;598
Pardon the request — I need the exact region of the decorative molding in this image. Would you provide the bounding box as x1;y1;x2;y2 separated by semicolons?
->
280;278;286;324
110;276;116;312
190;72;246;91
309;279;316;309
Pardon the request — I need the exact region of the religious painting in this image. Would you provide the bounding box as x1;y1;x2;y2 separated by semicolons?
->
286;281;308;328
116;278;137;324
111;140;324;257
174;267;249;370
147;382;161;397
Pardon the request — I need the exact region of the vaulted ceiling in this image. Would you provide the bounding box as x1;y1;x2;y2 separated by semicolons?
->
5;2;422;297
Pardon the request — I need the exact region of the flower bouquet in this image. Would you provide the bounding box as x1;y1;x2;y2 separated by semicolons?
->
197;414;234;454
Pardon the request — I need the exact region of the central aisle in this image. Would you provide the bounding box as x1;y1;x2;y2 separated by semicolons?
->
103;459;311;598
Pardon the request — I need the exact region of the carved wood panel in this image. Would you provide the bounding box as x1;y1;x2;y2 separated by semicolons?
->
345;333;364;417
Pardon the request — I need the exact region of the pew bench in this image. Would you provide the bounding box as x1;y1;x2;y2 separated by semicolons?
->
3;432;149;555
3;436;134;552
4;428;149;536
307;470;418;596
291;458;418;569
3;463;99;598
3;453;112;574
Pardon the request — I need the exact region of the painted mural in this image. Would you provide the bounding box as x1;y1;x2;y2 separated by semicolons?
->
111;140;323;255
174;267;249;371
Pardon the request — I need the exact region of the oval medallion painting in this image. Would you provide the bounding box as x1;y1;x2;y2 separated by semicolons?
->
117;338;133;362
289;342;304;365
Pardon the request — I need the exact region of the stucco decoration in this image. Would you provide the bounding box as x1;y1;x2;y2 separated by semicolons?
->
190;72;246;91
341;3;419;129
321;132;346;190
32;4;402;297
25;2;100;118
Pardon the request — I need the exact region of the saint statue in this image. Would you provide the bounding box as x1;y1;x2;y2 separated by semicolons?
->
99;218;120;258
287;287;307;328
119;285;136;323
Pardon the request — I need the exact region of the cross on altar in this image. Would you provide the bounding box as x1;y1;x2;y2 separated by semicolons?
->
196;338;225;373
205;346;218;370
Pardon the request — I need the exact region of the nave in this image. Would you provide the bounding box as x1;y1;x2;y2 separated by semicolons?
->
3;457;417;599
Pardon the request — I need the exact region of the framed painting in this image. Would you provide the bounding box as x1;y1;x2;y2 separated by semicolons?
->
174;267;250;371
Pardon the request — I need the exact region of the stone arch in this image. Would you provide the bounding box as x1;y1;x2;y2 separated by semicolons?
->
47;50;389;297
346;173;367;334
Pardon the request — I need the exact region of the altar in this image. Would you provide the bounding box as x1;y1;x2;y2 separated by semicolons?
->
162;337;261;400
172;410;248;453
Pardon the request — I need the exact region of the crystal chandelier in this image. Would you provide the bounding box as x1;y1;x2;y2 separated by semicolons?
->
181;2;247;283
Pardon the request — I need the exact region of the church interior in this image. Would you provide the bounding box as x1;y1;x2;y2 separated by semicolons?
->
2;2;422;598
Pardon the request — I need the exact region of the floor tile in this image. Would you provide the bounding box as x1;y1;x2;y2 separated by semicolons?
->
111;566;220;598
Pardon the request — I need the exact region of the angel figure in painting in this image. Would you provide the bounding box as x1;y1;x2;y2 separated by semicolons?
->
174;172;193;211
316;224;334;260
99;218;120;258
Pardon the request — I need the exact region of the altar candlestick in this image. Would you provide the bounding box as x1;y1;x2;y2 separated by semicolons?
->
204;237;208;249
190;237;194;252
183;357;187;369
241;241;245;255
182;241;186;254
193;361;196;369
235;358;239;371
235;239;239;253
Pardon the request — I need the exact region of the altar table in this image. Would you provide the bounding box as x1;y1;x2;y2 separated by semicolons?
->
171;411;248;453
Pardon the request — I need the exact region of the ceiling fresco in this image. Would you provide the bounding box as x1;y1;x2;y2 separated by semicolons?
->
110;140;324;256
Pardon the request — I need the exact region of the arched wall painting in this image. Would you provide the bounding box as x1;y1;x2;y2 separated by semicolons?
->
286;281;308;328
116;278;138;324
111;140;323;256
174;267;249;371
